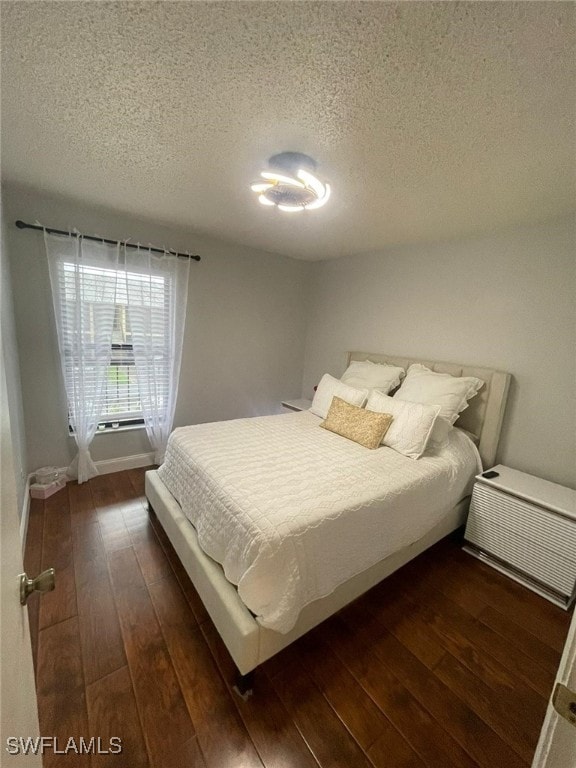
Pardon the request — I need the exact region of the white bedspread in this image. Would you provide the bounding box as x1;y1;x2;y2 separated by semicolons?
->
158;411;480;633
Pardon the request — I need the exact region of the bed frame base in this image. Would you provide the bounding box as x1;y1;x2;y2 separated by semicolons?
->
145;469;469;679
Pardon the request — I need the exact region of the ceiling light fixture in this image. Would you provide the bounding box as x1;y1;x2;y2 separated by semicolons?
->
251;152;331;212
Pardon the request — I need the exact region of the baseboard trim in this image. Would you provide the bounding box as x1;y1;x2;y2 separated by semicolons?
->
56;452;156;480
94;452;156;476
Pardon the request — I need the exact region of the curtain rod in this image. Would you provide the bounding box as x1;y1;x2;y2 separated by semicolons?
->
15;220;201;261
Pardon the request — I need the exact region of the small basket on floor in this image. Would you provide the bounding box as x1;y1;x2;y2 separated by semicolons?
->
30;476;66;499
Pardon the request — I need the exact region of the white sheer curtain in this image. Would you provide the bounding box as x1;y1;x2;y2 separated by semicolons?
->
45;232;119;483
123;246;190;464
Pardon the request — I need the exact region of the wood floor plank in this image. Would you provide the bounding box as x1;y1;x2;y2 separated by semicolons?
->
24;497;44;676
107;471;150;534
97;509;133;553
127;466;149;498
396;576;555;700
36;616;90;767
150;513;210;625
110;470;146;504
352;581;446;670
451;549;571;651
69;482;105;566
371;627;529;768
363;579;551;724
69;481;99;530
318;618;478;768
86;666;149;768
108;548;196;765
433;651;545;764
338;603;527;768
90;473;119;507
91;474;133;553
202;620;320;768
130;524;172;586
39;488;77;629
367;733;428;768
121;501;151;536
271;659;374;768
259;647;296;682
364;597;547;754
153;736;207;768
477;603;562;675
298;630;427;768
75;553;126;686
72;519;105;564
148;574;264;768
370;550;557;703
392;543;488;618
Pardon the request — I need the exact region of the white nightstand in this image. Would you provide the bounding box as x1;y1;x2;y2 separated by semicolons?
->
464;464;576;609
281;398;312;412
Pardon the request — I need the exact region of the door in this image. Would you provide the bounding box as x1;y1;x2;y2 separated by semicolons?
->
532;606;576;768
0;351;42;765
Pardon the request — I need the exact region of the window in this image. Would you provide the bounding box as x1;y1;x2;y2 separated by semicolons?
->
60;262;169;431
47;231;189;476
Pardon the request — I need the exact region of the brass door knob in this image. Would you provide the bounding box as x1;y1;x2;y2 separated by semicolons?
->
19;568;56;605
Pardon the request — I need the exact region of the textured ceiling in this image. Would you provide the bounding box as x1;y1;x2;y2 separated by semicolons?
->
1;1;574;260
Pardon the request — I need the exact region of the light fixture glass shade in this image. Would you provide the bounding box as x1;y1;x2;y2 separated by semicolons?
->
303;183;331;210
296;169;325;199
251;153;331;212
277;204;304;213
260;172;305;188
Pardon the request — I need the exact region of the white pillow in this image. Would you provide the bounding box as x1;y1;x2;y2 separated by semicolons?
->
341;360;404;394
428;417;453;444
366;390;441;459
394;364;484;425
310;374;369;419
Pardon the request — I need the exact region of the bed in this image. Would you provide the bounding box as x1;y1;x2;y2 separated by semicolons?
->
145;352;510;691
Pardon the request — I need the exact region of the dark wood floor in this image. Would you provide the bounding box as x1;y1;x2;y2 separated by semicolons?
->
25;468;572;768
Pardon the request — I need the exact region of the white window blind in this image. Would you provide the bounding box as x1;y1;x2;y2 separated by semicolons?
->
102;306;142;424
59;262;169;428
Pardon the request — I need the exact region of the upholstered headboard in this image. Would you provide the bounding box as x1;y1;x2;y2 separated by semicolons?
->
347;352;511;469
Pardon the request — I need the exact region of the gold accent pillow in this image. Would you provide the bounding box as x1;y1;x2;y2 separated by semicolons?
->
320;396;393;449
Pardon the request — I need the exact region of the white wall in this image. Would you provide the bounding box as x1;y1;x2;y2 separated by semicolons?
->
5;180;574;490
302;217;576;488
0;191;28;515
4;183;312;472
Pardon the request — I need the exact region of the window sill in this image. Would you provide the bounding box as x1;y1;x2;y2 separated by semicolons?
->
95;423;147;435
69;423;147;438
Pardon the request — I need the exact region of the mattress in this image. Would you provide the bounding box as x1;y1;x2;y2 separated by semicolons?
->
158;410;481;633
